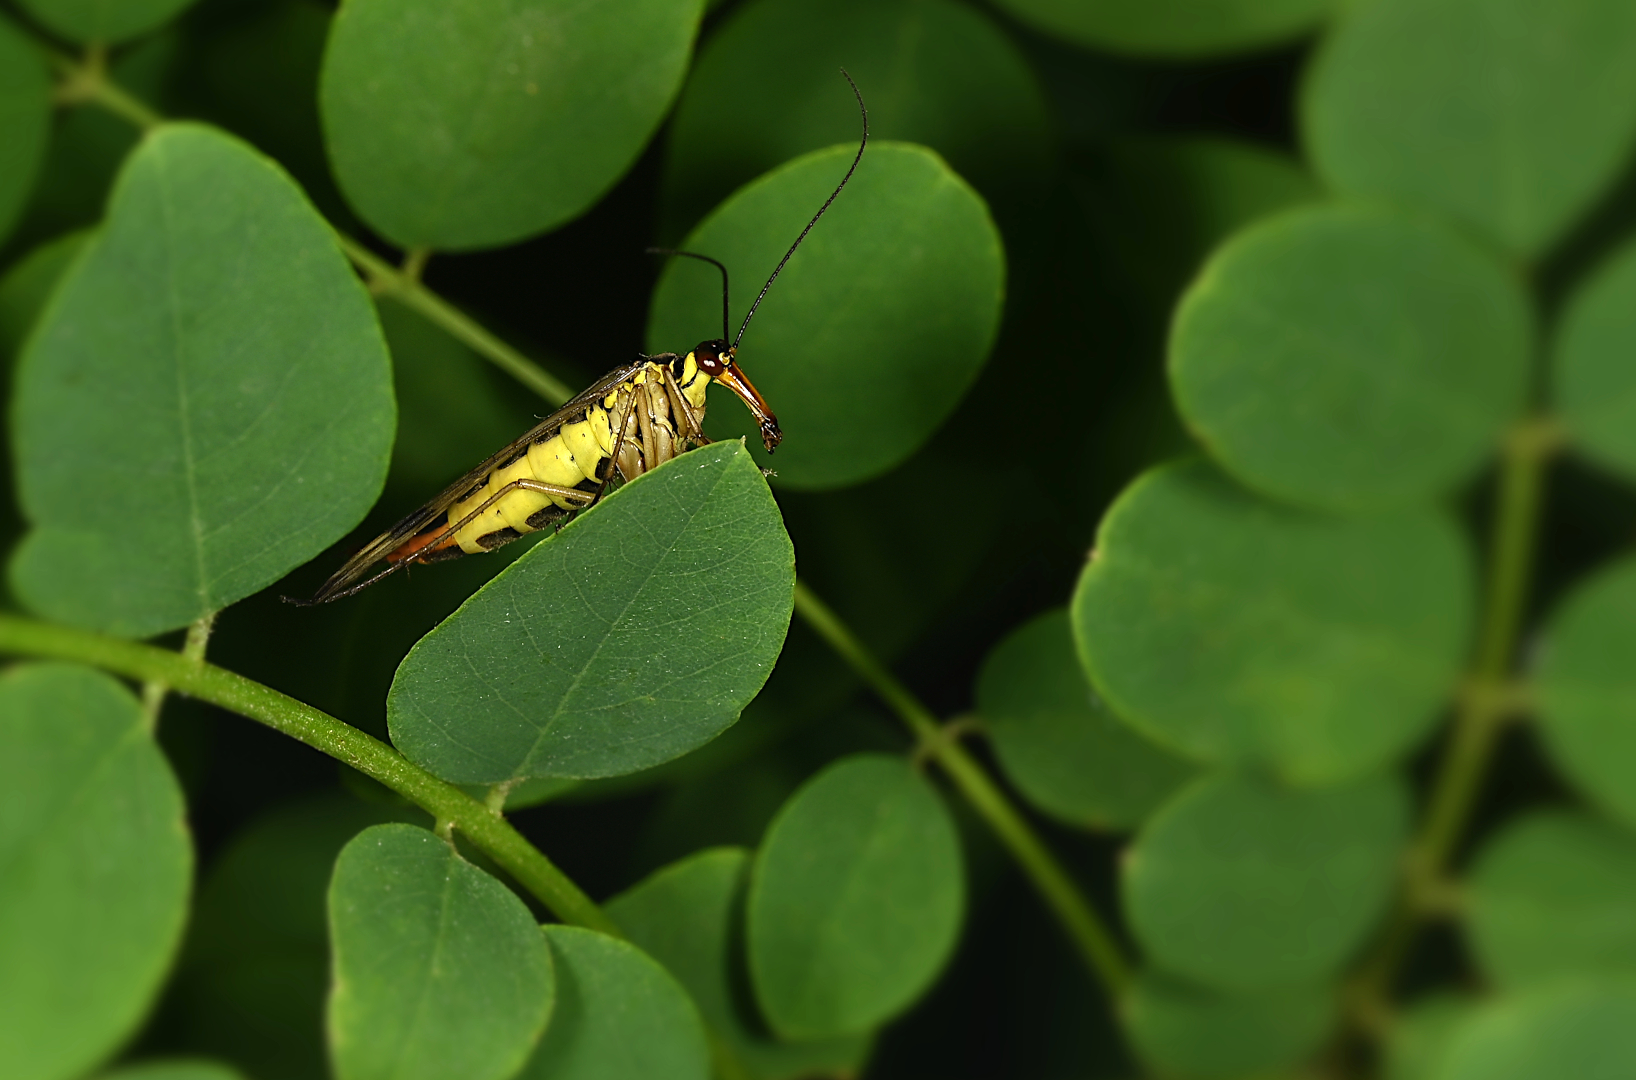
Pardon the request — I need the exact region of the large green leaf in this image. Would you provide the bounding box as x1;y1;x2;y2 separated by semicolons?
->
98;1063;247;1080
9;123;395;638
1386;995;1477;1080
1123;771;1408;990
1170;203;1531;512
1123;973;1336;1079
0;16;51;247
327;824;554;1080
388;441;793;783
1536;556;1636;828
319;0;702;250
747;753;964;1038
0;664;191;1080
1301;0;1636;257
977;608;1196;831
607;848;871;1080
1073;460;1472;784
647;142;1004;490
1553;236;1636;483
517;926;711;1080
661;0;1051;233
13;0;197;45
988;0;1335;58
1466;810;1636;990
1434;982;1636;1080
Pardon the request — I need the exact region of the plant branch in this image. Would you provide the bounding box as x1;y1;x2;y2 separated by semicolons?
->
139;613;214;731
791;582;1133;998
0;613;619;936
49;46;162;129
1351;415;1556;1014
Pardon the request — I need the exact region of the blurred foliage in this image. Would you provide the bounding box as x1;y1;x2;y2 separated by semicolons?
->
5;0;1636;1078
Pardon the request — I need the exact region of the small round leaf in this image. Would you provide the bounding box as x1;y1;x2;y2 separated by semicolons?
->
327;824;555;1080
1302;0;1636;257
320;0;702;250
1123;972;1336;1079
607;848;871;1080
0;664;192;1080
748;753;965;1037
0;17;51;246
988;0;1336;58
98;1062;247;1080
647;142;1004;490
1170;203;1531;512
662;0;1051;233
1553;237;1636;482
517;926;711;1080
1434;982;1636;1080
14;0;198;45
388;441;794;783
1073;460;1473;784
1536;556;1636;828
1467;811;1636;990
1123;771;1409;990
977;608;1197;830
1386;995;1477;1080
9;123;395;638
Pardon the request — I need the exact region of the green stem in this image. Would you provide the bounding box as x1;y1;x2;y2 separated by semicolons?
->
791;581;1133;998
139;613;215;731
49;48;162;129
1353;416;1556;1010
333;234;575;406
0;613;618;936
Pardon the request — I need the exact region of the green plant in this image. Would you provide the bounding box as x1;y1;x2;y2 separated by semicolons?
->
6;0;1636;1078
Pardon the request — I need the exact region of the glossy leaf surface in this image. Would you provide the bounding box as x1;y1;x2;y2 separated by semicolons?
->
10;123;394;637
647;143;1004;489
518;926;710;1080
389;441;793;783
320;0;702;250
977;608;1196;830
748;753;964;1037
1124;973;1336;1079
327;824;554;1080
0;664;191;1080
608;848;870;1080
1123;771;1408;990
0;17;51;246
1074;460;1472;783
1302;0;1636;256
1171;204;1531;512
989;0;1334;57
1536;556;1636;827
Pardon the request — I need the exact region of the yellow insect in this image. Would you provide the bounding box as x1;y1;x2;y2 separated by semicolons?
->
298;75;867;605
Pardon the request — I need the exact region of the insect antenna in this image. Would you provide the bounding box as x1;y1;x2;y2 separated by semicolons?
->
645;248;730;341
733;69;868;350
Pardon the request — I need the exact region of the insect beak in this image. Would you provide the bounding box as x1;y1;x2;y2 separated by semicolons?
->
717;362;782;453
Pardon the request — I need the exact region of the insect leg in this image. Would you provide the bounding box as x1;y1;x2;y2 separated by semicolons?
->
586;391;639;511
662;364;709;446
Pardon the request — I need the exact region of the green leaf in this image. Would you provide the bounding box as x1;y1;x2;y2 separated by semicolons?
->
1434;981;1636;1080
987;0;1335;58
1553;237;1636;483
1073;460;1473;784
1301;0;1636;257
0;664;192;1080
607;848;872;1080
1123;972;1336;1079
1536;556;1636;828
327;823;555;1080
0;17;51;246
747;753;964;1038
168;794;422;1080
9;123;395;638
98;1062;248;1080
518;926;711;1080
977;608;1197;831
1123;771;1408;991
647;143;1004;490
319;0;703;250
1170;204;1531;512
660;0;1052;233
389;441;793;783
1467;810;1636;989
0;231;90;359
1385;995;1477;1080
14;0;199;44
377;296;533;495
